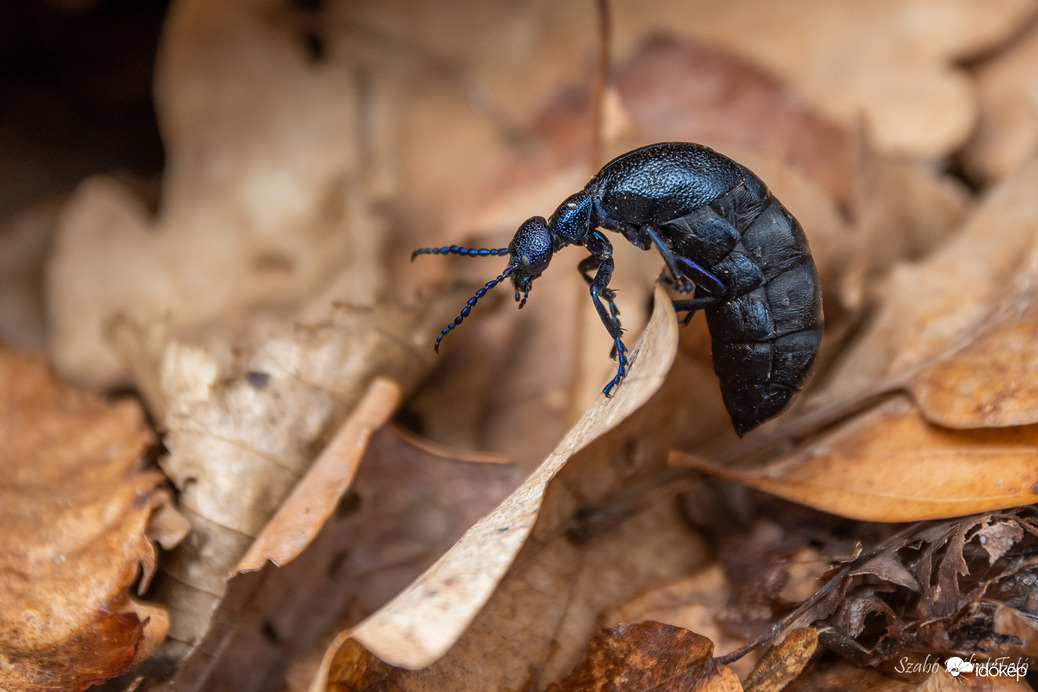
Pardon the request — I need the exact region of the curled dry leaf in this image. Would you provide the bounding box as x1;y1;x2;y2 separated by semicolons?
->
612;0;1034;158
235;377;402;572
160;417;525;691
314;287;693;689
135;295;468;665
0;345;167;691
822;156;1038;404
674;397;1038;522
546;621;742;692
815;510;1038;670
47;0;374;387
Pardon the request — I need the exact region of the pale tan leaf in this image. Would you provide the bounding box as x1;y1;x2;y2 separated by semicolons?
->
161;420;525;691
822;156;1038;402
613;0;1034;158
236;378;401;572
309;287;683;691
143;296;464;664
965;19;1038;181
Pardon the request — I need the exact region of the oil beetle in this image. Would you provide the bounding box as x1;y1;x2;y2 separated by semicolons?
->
413;142;823;435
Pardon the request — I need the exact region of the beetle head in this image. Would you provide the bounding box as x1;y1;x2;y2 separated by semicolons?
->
508;216;555;307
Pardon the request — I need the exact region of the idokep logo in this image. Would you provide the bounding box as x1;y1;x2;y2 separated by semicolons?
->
945;656;1028;681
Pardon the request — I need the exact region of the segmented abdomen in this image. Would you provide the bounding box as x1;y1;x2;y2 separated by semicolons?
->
666;180;823;436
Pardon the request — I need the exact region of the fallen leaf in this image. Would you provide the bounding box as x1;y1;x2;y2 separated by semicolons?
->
673;397;1038;522
742;627;818;692
137;296;466;666
546;621;742;692
236;377;401;572
340;287;677;668
909;290;1038;428
47;0;376;387
606;566;748;673
821;155;1038;403
614;34;853;205
612;0;1034;158
964;18;1038;182
160;420;526;691
312;287;702;691
0;345;167;691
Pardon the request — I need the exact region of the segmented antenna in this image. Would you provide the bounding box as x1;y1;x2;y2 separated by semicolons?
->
411;245;510;261
434;265;515;353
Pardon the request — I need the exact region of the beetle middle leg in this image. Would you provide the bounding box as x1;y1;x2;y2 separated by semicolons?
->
582;231;630;396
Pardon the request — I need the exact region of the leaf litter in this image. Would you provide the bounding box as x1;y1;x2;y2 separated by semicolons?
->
5;0;1038;690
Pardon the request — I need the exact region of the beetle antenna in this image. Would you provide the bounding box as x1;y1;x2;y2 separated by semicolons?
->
412;245;510;261
434;265;514;353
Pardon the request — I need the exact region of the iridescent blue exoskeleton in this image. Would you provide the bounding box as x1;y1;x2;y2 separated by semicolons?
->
413;142;823;436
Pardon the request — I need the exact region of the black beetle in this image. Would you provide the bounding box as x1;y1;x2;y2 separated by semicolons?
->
413;142;823;436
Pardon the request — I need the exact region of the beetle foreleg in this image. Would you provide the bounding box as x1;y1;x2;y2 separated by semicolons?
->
579;254;624;358
583;232;630;396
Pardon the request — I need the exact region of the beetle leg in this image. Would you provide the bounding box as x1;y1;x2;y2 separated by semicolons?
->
671;295;725;324
581;234;623;340
581;254;626;358
670;256;728;323
675;255;727;297
642;226;695;293
582;231;630;396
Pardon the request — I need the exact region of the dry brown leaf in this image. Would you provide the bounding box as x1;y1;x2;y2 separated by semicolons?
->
611;0;1034;158
606;566;747;673
742;627;818;692
674;397;1038;522
312;287;693;690
909;291;1038;428
822;155;1038;403
236;377;401;572
47;0;376;387
139;297;464;665
965;18;1038;181
161;420;526;691
614;35;853;206
0;345;167;691
546;621;742;692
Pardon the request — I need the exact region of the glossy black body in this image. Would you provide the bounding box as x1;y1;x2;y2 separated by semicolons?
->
413;142;823;435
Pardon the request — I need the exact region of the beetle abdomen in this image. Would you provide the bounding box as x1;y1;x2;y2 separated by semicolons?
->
669;183;823;435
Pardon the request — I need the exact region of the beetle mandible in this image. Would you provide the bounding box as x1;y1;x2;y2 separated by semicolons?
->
412;142;823;436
